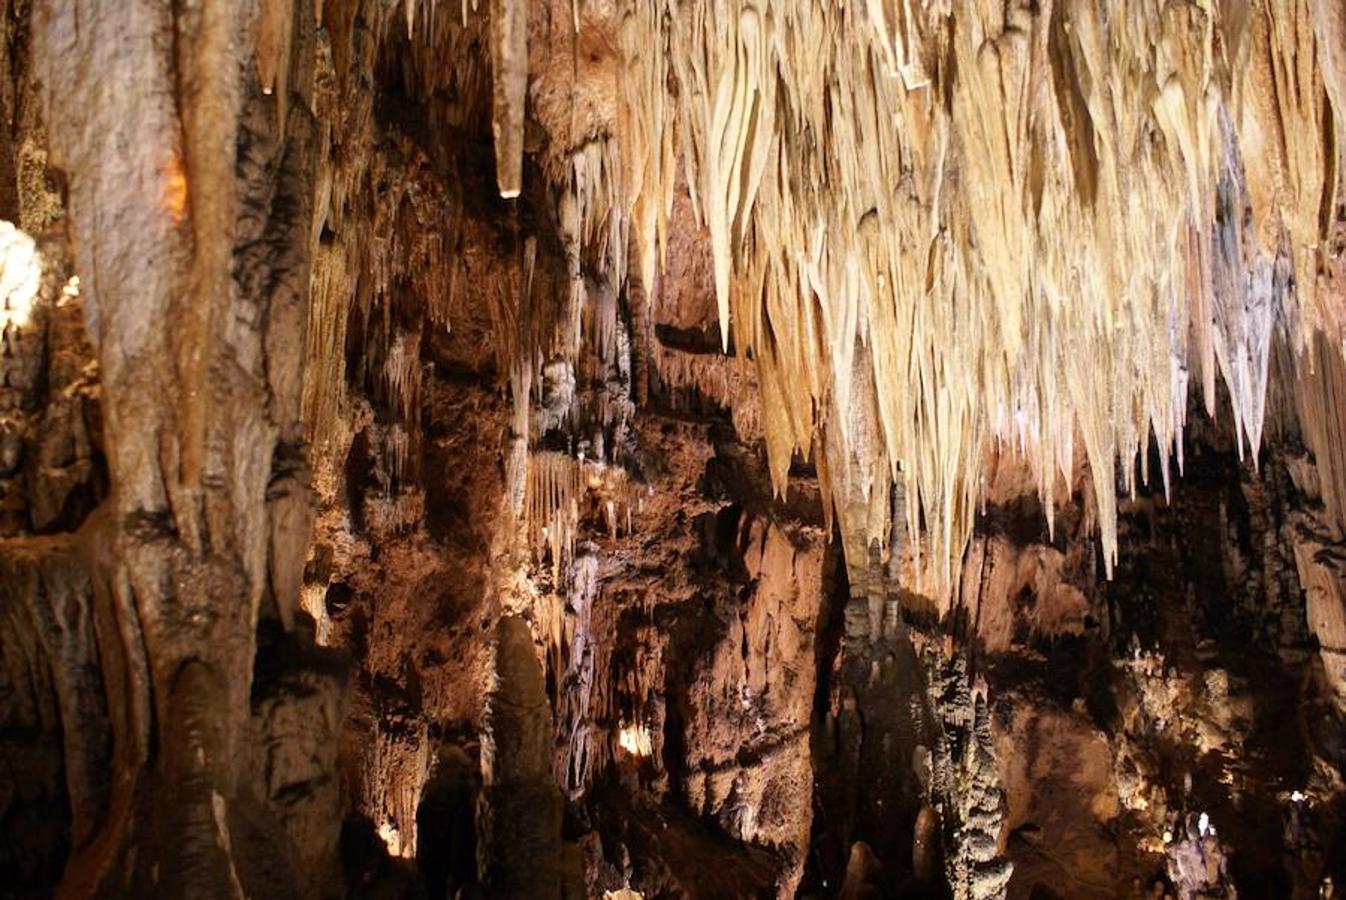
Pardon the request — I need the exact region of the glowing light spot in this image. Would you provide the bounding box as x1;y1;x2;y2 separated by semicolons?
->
58;274;80;306
0;222;41;330
617;722;651;758
1198;812;1210;837
160;153;189;224
377;821;412;859
1291;790;1306;803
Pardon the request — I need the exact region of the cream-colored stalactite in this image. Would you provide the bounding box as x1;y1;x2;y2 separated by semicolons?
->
618;4;676;300
384;329;423;430
684;0;776;351
1236;0;1329;345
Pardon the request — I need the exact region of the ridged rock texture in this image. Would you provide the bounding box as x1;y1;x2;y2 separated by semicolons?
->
0;0;1345;898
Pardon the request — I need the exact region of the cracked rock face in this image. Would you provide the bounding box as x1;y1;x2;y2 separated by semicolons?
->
1;1;1346;899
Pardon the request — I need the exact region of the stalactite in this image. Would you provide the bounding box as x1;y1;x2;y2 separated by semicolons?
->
1316;1;1346;221
1236;0;1330;342
489;0;528;197
554;549;602;796
383;328;423;429
256;0;294;129
303;21;458;474
280;0;1346;639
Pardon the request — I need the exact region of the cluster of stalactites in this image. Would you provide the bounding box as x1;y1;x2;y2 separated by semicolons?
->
505;134;649;571
300;1;460;464
602;0;1344;595
524;450;644;579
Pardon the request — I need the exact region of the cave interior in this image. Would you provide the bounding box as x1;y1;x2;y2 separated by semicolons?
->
2;0;1346;898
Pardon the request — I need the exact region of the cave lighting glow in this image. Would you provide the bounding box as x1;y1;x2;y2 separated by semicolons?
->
0;222;41;331
617;722;652;758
